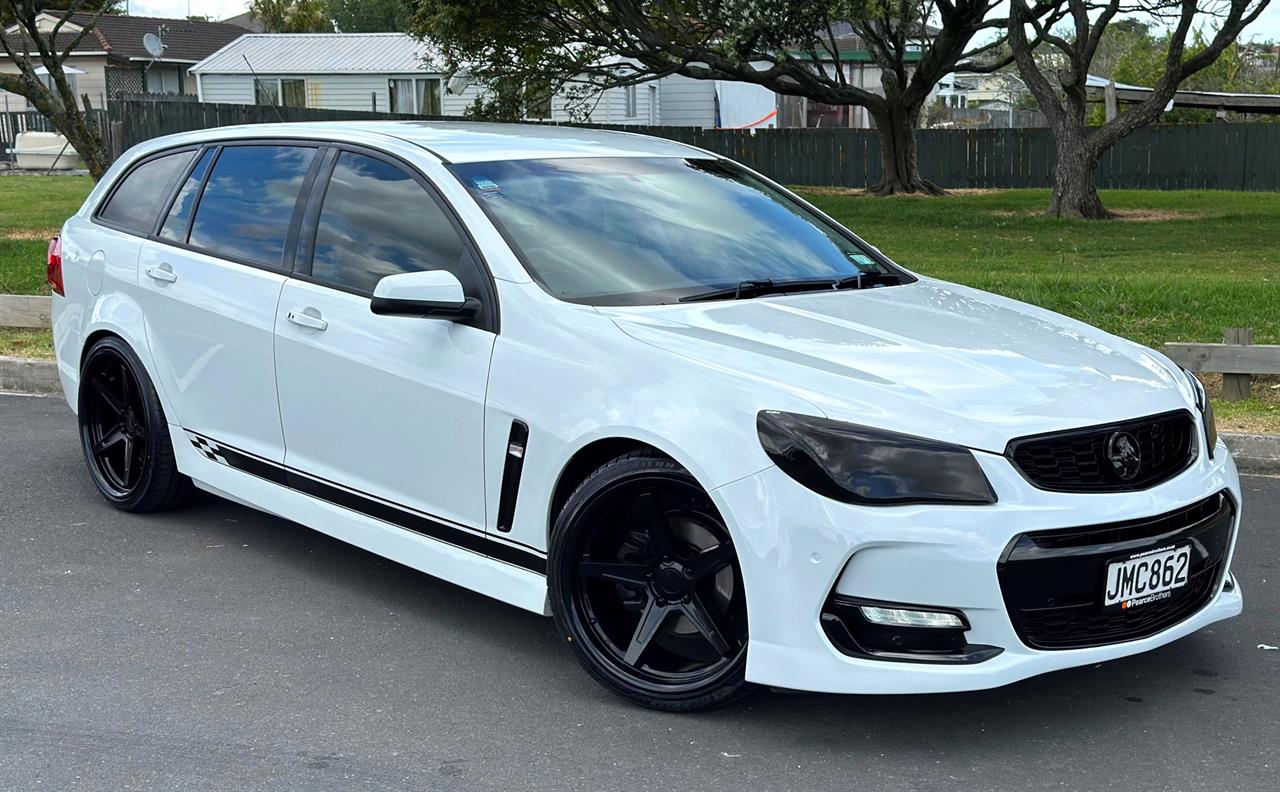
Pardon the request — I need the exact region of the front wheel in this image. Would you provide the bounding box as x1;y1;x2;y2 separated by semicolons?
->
549;452;752;711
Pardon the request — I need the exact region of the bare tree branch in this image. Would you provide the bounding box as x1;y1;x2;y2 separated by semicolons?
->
0;2;111;179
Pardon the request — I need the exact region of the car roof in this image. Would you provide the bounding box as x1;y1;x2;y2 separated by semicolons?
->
138;121;711;164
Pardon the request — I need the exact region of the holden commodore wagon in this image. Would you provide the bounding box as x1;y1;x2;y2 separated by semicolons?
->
49;122;1241;710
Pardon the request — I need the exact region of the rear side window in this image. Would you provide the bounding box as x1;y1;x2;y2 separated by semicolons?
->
97;150;195;235
310;151;472;295
159;148;215;242
188;145;316;268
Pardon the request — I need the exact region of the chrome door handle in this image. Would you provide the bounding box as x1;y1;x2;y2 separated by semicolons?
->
145;265;177;283
287;309;328;331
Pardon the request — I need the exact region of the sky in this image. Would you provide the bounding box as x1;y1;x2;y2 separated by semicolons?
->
128;0;249;22
129;0;1280;42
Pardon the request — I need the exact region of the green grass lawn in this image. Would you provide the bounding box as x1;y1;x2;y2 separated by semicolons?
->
0;327;54;359
0;174;93;294
1;177;1277;431
802;188;1279;349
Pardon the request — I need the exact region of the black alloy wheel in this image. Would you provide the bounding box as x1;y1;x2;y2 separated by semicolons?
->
550;452;751;711
83;348;148;495
78;336;193;512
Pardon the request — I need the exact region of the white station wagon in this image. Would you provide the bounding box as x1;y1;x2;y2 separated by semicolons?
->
49;122;1241;711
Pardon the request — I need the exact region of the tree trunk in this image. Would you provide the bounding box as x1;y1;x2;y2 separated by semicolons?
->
1046;133;1110;219
870;104;944;196
42;104;110;181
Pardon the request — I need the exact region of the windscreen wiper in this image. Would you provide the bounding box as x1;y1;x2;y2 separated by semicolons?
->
835;271;901;289
679;277;839;303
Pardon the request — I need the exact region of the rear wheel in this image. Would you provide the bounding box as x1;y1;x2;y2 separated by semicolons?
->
550;452;752;711
78;336;194;512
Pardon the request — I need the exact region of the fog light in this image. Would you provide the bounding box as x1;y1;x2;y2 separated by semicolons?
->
822;595;1000;663
858;605;965;629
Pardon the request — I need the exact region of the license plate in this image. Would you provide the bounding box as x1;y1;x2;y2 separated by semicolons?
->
1102;544;1192;611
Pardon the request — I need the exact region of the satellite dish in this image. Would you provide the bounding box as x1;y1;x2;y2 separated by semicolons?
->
446;72;470;95
143;32;166;59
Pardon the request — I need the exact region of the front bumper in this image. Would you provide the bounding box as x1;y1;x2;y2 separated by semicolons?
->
709;441;1243;695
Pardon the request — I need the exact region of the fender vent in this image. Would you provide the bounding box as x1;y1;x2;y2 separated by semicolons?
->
496;420;529;533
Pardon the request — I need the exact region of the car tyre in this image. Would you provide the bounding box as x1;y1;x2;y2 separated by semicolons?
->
550;451;753;711
78;335;194;513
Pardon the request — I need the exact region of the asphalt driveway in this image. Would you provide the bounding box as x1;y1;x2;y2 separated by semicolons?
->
1;393;1276;791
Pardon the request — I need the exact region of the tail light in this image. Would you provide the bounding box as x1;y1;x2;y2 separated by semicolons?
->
47;236;64;296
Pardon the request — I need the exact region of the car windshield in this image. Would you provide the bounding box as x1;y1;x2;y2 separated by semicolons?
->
449;157;904;305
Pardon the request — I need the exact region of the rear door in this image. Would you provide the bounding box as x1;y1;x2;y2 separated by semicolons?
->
273;147;498;532
136;142;322;462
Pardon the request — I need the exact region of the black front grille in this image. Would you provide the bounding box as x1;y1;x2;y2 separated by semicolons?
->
997;493;1234;650
1007;411;1196;492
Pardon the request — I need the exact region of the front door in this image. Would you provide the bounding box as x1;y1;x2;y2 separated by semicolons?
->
274;149;496;531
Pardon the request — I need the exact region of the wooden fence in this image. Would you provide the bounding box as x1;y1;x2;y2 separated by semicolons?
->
1165;328;1280;402
108;99;1280;191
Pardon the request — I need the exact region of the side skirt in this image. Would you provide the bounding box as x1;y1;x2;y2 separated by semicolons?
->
170;424;550;616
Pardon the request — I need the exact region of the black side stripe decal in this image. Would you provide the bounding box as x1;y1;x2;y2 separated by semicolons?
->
185;432;546;575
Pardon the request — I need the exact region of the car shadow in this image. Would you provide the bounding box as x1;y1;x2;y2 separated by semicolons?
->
157;490;1244;746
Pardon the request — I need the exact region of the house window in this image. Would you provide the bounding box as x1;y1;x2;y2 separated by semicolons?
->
38;72;77;97
254;78;279;106
526;80;552;120
389;78;442;115
254;78;306;108
624;84;638;118
281;79;306;108
144;66;182;95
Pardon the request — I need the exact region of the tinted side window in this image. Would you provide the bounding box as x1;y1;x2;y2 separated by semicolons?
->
311;152;471;295
97;150;195;235
159;148;215;242
189;145;316;268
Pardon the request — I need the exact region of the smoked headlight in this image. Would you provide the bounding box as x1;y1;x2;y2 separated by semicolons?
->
756;411;997;506
1182;368;1218;457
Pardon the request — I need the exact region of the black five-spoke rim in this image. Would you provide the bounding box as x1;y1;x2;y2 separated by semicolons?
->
85;351;148;496
569;476;747;689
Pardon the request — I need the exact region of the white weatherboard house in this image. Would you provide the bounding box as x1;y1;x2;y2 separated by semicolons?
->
191;33;661;125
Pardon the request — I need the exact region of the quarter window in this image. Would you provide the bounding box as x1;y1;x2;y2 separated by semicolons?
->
188;145;316;269
97;150;196;235
310;152;471;295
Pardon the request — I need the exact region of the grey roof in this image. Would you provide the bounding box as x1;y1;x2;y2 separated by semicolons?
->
191;33;443;74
